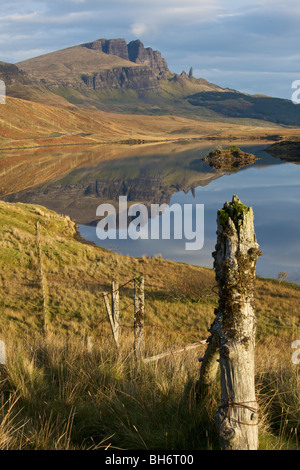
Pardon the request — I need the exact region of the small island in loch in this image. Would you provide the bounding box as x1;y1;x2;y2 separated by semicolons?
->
204;145;257;170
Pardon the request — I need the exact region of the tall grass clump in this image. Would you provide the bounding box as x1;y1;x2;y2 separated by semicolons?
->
256;339;300;449
0;330;299;450
0;333;219;450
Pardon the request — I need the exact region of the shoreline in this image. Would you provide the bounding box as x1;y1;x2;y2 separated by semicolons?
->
0;134;289;153
75;222;300;287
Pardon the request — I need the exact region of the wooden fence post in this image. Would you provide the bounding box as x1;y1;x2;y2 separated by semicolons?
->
86;336;93;354
0;340;7;386
36;222;49;334
0;340;6;366
134;276;145;359
112;281;120;345
104;291;119;349
198;196;262;450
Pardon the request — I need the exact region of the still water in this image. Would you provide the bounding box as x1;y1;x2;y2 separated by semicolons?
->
2;142;300;283
78;144;300;283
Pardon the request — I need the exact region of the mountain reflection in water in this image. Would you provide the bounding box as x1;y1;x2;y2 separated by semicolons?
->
1;142;299;284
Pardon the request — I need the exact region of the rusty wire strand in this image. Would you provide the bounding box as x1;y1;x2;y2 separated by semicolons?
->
219;400;259;426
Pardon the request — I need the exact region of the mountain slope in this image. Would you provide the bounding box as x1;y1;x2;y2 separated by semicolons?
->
2;95;288;153
17;45;141;85
16;39;170;94
14;38;233;116
186;91;300;126
1;38;300;127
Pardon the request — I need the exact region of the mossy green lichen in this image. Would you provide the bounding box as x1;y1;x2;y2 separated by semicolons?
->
226;145;241;153
230;200;249;218
218;199;250;228
218;209;229;227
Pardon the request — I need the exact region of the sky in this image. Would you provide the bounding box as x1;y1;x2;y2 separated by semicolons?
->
0;0;300;99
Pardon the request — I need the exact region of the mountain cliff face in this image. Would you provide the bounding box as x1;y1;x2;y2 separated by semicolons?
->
127;40;169;74
81;65;161;93
78;38;169;93
82;38;169;75
83;38;130;61
13;38;229;114
0;62;29;85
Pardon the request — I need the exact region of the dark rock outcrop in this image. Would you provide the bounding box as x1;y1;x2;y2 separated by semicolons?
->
83;38;130;61
0;62;29;85
78;38;170;93
81;65;161;93
82;38;169;75
127;40;169;74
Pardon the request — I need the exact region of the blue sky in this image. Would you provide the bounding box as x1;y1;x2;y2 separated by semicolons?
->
1;0;300;99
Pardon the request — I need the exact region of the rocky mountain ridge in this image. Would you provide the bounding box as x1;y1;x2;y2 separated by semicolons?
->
83;38;169;75
15;38;171;94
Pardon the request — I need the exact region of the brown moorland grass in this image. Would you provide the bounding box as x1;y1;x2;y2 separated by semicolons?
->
1;96;300;151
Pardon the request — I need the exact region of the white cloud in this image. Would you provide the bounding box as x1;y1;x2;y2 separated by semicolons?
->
130;23;148;37
0;12;39;22
0;10;95;25
126;1;222;41
0;0;299;98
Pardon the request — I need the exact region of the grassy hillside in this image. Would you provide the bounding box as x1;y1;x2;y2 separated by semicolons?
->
0;201;299;449
187;91;300;126
48;73;232;119
1;201;299;341
17;45;140;84
50;77;300;127
1;95;296;152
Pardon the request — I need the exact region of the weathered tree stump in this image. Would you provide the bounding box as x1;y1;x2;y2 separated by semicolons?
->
198;195;262;450
36;222;49;334
0;340;6;366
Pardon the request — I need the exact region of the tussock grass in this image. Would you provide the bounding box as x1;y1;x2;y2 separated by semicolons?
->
0;333;218;450
0;334;299;450
255;339;300;449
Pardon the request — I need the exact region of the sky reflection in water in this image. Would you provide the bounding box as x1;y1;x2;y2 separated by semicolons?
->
79;146;300;284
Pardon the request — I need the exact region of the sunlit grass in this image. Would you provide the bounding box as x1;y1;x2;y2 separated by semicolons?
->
0;201;299;449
